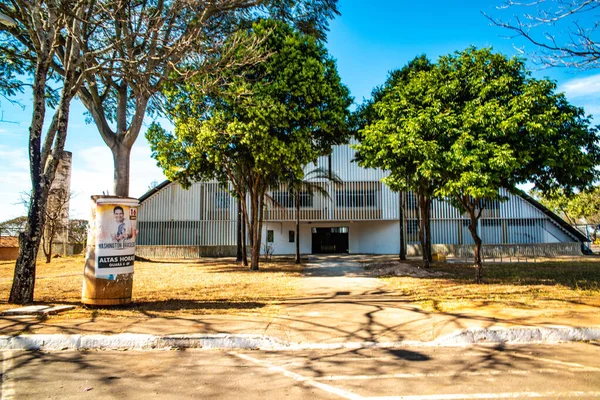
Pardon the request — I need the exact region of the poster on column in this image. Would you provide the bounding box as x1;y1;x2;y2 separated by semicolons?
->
95;198;138;277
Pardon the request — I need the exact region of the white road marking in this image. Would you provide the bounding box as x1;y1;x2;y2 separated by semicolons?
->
315;368;567;381
231;352;364;400
1;351;15;400
231;352;600;400
510;352;600;371
368;392;600;400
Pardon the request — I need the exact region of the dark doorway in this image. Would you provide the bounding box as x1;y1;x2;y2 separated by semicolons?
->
311;227;349;254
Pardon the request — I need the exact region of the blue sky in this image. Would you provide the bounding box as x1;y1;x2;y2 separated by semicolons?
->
1;0;599;221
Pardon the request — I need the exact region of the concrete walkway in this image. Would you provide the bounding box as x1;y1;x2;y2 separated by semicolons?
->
1;255;599;348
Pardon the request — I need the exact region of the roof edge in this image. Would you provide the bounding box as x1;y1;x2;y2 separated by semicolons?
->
138;180;172;203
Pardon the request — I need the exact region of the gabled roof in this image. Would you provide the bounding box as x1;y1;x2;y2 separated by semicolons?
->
138;180;172;203
517;190;588;242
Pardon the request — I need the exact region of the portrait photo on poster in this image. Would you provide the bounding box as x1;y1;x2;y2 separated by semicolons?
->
94;199;139;277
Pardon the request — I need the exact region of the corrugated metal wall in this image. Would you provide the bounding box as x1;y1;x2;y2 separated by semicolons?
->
137;143;578;247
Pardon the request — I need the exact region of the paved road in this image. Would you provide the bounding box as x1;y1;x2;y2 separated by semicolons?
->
3;343;600;399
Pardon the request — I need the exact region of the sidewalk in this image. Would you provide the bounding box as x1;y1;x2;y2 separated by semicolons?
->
1;256;599;347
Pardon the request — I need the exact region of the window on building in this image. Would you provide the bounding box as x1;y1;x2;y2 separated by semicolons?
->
214;191;230;208
335;190;377;208
298;192;314;208
289;230;295;243
267;230;274;243
331;227;349;233
272;192;294;208
272;191;313;208
406;192;418;210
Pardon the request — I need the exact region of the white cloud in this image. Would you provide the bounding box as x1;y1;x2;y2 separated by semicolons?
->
68;141;165;219
559;74;600;99
555;74;600;122
0;146;30;221
0;140;166;222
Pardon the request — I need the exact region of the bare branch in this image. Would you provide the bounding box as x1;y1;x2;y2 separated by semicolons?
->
486;0;600;69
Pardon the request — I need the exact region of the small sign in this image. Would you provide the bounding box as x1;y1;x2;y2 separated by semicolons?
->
94;199;138;277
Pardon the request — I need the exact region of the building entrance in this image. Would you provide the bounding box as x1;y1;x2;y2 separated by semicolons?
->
311;227;349;254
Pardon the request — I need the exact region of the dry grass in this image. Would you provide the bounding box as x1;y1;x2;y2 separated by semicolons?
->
367;257;600;312
0;255;304;319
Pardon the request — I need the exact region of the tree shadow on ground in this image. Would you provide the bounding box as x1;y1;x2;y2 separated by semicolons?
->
367;256;600;291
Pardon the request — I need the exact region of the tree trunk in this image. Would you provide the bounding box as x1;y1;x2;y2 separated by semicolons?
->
112;143;132;197
425;196;432;263
295;192;300;264
236;197;243;262
399;192;406;261
242;199;248;266
9;60;50;304
417;191;430;268
43;231;53;264
249;195;259;271
248;185;265;271
467;212;483;283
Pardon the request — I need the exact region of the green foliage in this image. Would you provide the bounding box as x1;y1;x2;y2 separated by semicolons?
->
354;54;435;194
533;187;600;226
148;19;351;270
357;46;600;279
357;47;600;209
148;19;352;191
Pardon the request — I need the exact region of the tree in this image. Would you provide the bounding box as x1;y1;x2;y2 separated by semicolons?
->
71;0;340;197
68;219;89;253
355;55;436;267
41;188;71;263
357;47;600;282
19;187;73;263
147;20;352;270
1;0;106;303
533;187;600;240
286;166;341;264
488;0;600;69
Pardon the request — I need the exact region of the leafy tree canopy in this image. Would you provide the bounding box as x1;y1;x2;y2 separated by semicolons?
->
357;47;600;204
533;187;600;227
148;19;352;191
356;46;600;281
148;19;352;270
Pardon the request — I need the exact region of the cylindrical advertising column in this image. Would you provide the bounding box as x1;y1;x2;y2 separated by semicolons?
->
82;196;139;305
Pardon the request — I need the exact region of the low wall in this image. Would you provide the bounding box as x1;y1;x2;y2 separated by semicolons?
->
136;245;240;259
50;243;85;256
406;242;582;258
0;247;19;261
135;242;582;259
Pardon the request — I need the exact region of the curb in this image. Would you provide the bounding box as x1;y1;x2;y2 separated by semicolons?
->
0;327;598;351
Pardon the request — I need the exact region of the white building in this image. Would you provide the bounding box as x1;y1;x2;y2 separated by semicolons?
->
136;142;586;258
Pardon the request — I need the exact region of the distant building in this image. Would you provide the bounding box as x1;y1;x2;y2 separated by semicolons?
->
136;142;586;258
